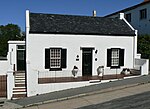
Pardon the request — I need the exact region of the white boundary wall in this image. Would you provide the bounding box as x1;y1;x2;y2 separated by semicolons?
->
135;58;149;75
0;60;8;75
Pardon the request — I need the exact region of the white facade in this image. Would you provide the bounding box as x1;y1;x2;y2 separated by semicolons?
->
106;1;150;35
27;34;135;74
26;34;136;96
26;10;138;96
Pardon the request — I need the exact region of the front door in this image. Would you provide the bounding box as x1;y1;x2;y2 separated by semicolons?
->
17;45;26;71
82;48;93;76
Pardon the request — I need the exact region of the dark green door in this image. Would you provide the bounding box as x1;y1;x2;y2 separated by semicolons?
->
82;48;92;76
17;45;25;71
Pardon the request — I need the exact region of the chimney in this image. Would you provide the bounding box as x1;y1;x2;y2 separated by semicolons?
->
93;10;96;17
144;0;150;2
119;13;125;20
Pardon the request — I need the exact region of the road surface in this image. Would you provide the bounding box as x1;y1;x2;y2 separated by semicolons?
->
78;91;150;109
22;82;150;109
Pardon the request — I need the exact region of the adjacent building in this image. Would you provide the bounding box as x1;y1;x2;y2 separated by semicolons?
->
105;0;150;35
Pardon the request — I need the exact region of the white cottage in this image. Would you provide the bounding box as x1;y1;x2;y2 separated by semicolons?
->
0;10;149;99
25;10;149;97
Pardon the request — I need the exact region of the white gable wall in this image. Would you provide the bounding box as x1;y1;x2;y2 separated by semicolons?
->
26;33;135;96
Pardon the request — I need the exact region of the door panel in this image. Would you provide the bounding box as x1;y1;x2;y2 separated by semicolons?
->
82;49;92;76
17;50;25;71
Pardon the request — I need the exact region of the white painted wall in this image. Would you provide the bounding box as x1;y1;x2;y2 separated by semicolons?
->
6;41;25;99
38;80;103;95
135;58;149;75
0;41;25;75
0;41;25;99
26;33;135;96
8;41;25;71
7;70;14;99
107;3;150;35
0;60;8;75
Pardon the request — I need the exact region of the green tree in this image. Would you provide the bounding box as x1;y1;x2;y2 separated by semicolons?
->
0;24;24;56
137;34;150;60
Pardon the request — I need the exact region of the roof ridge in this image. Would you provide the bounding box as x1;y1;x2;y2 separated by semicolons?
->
30;12;109;19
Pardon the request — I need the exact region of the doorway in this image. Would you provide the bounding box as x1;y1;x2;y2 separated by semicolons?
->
82;48;93;76
17;45;26;71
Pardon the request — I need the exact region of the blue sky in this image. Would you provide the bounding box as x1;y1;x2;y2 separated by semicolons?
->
0;0;142;31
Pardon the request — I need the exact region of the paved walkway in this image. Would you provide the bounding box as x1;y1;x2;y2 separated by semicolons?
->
1;75;150;109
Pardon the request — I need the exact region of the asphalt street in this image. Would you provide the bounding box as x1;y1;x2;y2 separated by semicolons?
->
77;91;150;109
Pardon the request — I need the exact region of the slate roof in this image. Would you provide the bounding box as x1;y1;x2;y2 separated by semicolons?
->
29;12;135;36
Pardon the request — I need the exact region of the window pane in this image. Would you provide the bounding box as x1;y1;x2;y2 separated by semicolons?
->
50;48;61;68
126;13;131;22
17;45;25;50
140;9;147;19
111;49;119;66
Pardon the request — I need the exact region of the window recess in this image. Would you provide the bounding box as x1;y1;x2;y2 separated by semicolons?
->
45;48;67;71
107;48;124;68
140;9;147;20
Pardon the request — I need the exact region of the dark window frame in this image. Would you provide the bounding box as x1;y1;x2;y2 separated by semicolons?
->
45;47;67;71
140;9;147;20
50;48;62;70
111;48;119;67
107;48;124;69
126;13;131;22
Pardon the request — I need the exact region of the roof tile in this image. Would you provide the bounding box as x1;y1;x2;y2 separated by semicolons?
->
29;13;135;36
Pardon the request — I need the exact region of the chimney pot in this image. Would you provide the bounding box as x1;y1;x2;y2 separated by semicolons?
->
119;13;124;19
93;10;96;17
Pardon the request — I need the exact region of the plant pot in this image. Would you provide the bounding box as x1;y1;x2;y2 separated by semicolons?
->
72;66;78;78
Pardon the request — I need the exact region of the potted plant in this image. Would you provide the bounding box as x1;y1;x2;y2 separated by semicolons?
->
97;66;104;76
72;66;78;78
